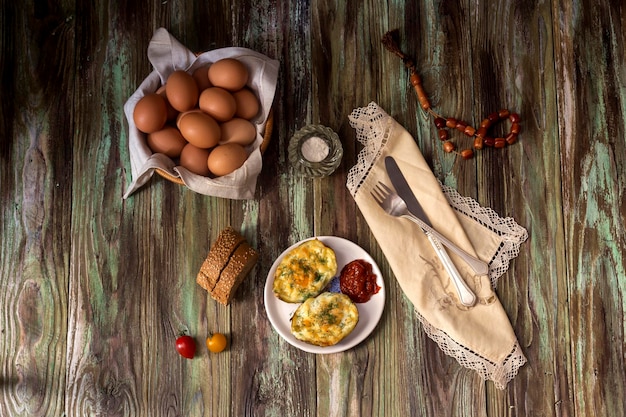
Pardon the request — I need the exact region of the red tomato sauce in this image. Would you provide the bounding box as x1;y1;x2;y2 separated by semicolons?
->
339;259;380;303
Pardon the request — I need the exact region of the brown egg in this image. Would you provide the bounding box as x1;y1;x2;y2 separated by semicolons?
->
199;87;237;122
146;126;188;158
176;108;204;129
180;143;211;176
133;93;167;133
178;111;221;149
219;118;256;146
232;88;260;119
166;70;199;112
208;58;249;91
207;143;248;176
192;65;212;91
156;85;179;121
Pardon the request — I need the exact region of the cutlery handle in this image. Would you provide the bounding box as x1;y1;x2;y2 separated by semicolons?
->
425;231;477;307
404;214;489;276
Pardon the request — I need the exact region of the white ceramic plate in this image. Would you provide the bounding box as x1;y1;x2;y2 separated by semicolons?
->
264;236;385;354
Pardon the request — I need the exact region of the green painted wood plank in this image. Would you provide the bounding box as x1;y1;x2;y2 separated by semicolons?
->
1;0;625;416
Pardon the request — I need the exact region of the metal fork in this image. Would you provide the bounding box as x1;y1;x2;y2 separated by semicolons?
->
371;182;488;306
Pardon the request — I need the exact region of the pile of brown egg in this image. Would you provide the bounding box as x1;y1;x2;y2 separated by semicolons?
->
132;58;261;177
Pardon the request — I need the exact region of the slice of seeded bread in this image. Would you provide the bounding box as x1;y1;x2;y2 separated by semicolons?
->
196;227;245;293
211;241;259;305
197;226;258;305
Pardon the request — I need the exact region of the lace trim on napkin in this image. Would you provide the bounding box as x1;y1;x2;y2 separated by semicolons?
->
416;310;526;390
441;185;528;287
347;102;528;389
347;102;528;286
347;102;393;196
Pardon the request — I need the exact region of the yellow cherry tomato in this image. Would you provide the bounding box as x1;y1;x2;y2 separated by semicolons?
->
206;332;228;353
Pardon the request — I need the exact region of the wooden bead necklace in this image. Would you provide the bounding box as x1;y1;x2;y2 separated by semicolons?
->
382;30;521;160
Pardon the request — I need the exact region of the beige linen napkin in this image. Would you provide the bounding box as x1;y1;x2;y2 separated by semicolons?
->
123;28;279;199
347;102;528;389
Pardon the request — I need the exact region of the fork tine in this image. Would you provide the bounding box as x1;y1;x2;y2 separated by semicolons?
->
377;181;394;196
373;183;386;199
370;188;383;204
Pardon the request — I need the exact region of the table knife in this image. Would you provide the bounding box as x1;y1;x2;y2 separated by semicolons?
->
384;156;477;307
383;157;488;275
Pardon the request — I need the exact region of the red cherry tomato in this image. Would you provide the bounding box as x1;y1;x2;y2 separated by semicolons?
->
175;335;196;359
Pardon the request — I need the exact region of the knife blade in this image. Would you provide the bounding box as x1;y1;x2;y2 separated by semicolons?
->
384;156;477;306
383;156;488;276
384;157;433;227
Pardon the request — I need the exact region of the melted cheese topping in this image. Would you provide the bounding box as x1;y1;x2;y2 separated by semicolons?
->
291;292;359;346
273;239;337;303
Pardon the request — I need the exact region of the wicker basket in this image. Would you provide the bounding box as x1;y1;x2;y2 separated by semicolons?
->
154;108;274;185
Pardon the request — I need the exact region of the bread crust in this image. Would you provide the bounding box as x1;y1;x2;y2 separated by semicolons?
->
196;227;245;292
196;226;258;305
211;242;258;305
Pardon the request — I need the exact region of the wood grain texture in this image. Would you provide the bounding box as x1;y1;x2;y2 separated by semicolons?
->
554;1;626;416
1;0;625;416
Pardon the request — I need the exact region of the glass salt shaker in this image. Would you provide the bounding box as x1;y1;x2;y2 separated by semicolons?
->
288;124;343;177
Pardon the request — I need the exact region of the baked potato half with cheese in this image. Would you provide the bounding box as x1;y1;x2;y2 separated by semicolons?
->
291;292;359;346
273;239;337;303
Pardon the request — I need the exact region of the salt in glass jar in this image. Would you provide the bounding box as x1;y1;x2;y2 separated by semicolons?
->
288;124;343;177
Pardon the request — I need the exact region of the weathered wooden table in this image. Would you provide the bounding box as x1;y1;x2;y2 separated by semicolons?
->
1;1;625;416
